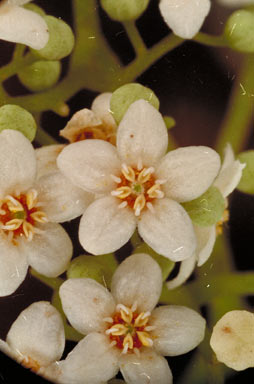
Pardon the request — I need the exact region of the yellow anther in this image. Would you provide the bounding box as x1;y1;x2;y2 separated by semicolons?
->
123;333;134;350
137;331;153;347
133;194;146;216
122;165;135;183
4;219;23;230
137;167;153;183
134;312;149;328
26;189;38;210
216;209;229;236
110;324;128;336
114;186;132;199
6;196;23;212
23;221;34;240
21;356;40;373
30;211;48;223
121;308;133;324
147;184;162;198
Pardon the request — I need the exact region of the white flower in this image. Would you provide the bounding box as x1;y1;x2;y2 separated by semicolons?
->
210;310;254;371
217;0;254;7
0;0;49;49
58;99;221;261
0;130;93;297
159;0;211;39
167;144;245;289
60;93;117;145
0;301;65;379
48;253;205;384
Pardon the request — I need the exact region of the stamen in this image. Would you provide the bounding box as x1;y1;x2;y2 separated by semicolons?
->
103;317;113;323
3;219;23;230
131;301;138;312
137;158;143;171
123;333;133;350
111;190;123;196
116;304;130;314
146;202;155;213
26;189;38;210
122;165;135;183
110;174;121;184
134;313;150;327
137;167;154;183
147;184;164;199
122;343;129;355
137;331;153;347
144;326;156;332
121;308;133;323
133;194;146;216
30;211;48;223
118;201;128;209
155;179;167;185
23;221;34;241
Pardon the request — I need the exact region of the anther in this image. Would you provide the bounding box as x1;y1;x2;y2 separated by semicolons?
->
110;174;121;184
118;201;128;209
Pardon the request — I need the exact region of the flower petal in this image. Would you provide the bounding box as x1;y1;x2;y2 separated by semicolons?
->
59;278;115;335
120;349;172;384
195;225;216;266
7;302;65;366
35;145;65;179
79;196;136;255
159;0;211;39
0;4;49;49
0;129;36;197
23;223;72;277
0;234;28;297
138;198;196;261
57;140;121;194
111;253;162;312
51;333;119;384
0;339;15;358
117;100;168;167
150;305;206;356
91;92;116;129
7;1;31;5
36;171;94;223
166;253;196;290
157;146;221;202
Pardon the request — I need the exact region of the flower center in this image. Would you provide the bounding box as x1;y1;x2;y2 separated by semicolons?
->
111;164;165;216
104;303;155;355
0;189;48;242
20;356;41;373
216;208;229;235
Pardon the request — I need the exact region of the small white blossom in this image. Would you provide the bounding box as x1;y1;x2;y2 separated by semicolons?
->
210;310;254;371
58;99;221;262
159;0;211;39
167;144;245;289
47;253;205;384
0;130;93;297
0;0;49;49
0;302;65;377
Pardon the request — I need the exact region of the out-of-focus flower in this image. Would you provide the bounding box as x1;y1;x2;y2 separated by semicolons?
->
0;302;65;377
0;130;93;296
159;0;211;39
58;99;221;261
60;93;117;145
217;0;254;7
167;144;245;289
210;310;254;371
0;0;49;49
46;253;205;384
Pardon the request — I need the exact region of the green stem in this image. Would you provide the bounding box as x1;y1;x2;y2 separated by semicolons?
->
12;44;26;61
0;52;37;82
35;126;59;146
193;33;227;47
30;268;63;290
215;54;254;155
123;21;147;56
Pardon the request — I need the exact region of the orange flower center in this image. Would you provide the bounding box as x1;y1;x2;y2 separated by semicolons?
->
21;356;41;373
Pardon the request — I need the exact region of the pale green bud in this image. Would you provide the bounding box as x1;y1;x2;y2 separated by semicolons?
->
101;0;149;21
24;3;46;16
32;16;75;60
237;151;254;194
110;83;159;124
182;186;225;227
67;255;106;285
224;9;254;53
0;105;36;141
18;61;61;92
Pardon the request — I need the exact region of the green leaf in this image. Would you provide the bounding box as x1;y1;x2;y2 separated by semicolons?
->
0;105;36;141
133;243;175;281
237;150;254;194
110;83;159;124
18;61;61;92
224;9;254;53
182;186;225;227
101;0;149;21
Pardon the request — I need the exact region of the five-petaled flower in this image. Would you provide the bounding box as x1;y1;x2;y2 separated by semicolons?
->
46;253;205;384
58;99;221;262
0;130;93;297
0;0;49;49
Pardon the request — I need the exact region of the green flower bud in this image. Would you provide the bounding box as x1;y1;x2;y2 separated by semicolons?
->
101;0;149;21
18;61;61;92
0;105;36;141
237;150;254;194
32;16;75;60
24;3;46;16
182;186;226;227
224;9;254;53
110;83;159;124
164;116;176;130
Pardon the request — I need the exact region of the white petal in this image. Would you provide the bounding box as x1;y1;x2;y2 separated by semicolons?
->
159;0;211;39
138;198;196;261
157;146;221;202
0;234;28;297
91;92;116;129
210;310;254;371
55;333;119;384
214;145;245;198
120;349;172;384
23;223;72;277
36;171;93;223
60;278;115;335
7;302;65;366
195;225;216;267
0;130;36;197
0;5;49;49
0;339;16;358
6;1;31;5
150;305;206;356
79;196;136;255
35;145;65;179
166;253;196;290
111;253;162;312
57;140;121;194
117;100;168;167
